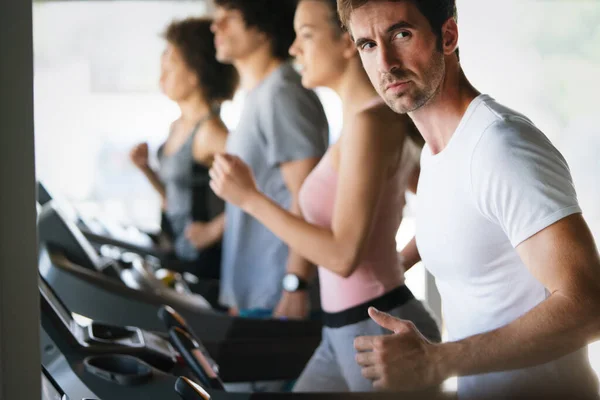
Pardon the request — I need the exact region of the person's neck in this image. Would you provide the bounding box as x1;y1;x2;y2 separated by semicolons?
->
177;92;213;125
234;46;283;91
331;58;381;119
409;58;480;155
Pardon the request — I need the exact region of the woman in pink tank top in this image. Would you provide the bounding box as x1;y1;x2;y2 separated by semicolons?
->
210;0;440;392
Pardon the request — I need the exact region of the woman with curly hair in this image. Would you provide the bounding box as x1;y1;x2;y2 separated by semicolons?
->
130;18;238;280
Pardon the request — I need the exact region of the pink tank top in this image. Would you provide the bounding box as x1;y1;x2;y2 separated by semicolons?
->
299;109;418;313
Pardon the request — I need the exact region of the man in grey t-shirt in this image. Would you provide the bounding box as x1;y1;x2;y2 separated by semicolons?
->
211;0;328;314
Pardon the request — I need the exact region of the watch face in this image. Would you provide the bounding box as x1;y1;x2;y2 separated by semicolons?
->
282;274;300;291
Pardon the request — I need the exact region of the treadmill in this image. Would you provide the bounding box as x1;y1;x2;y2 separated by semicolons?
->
40;274;187;400
40;275;450;400
38;200;322;382
37;181;167;258
38;200;212;310
37;182;219;305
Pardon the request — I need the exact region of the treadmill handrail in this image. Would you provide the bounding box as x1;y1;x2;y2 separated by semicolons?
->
44;249;323;339
46;249;214;314
81;228;167;259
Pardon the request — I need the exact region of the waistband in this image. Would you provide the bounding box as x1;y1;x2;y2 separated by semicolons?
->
322;285;415;328
238;308;323;321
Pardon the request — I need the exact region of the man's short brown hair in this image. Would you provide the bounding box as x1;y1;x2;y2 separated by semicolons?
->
337;0;457;51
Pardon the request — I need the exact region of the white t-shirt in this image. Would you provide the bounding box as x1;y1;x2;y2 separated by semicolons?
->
416;95;598;399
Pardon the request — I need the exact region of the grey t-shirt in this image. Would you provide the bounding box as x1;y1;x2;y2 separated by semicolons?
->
220;63;329;310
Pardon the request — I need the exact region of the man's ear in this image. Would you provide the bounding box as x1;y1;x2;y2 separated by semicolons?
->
249;25;270;48
441;17;459;56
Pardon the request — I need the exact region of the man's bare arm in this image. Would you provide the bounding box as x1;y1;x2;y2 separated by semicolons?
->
438;214;600;376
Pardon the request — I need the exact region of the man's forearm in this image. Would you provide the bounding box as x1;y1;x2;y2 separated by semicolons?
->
437;290;600;380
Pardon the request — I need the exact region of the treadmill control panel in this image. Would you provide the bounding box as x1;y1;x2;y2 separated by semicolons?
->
81;321;177;370
40;276;177;370
86;323;144;347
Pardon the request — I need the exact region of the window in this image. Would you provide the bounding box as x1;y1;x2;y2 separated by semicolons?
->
34;1;210;231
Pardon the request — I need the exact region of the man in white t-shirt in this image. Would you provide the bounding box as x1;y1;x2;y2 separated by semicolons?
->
337;0;600;398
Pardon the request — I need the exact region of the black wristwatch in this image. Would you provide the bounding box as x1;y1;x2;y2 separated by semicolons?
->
282;274;309;292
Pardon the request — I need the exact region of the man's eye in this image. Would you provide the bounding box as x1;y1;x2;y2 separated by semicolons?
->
394;31;410;39
360;42;376;51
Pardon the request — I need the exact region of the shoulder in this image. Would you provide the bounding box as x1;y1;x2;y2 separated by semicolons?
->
193;117;228;151
338;104;408;170
203;116;228;134
471;97;548;154
473;115;559;168
260;79;326;129
361;102;413;127
349;103;412;146
470;113;572;199
264;65;320;105
271;81;320;108
271;62;303;87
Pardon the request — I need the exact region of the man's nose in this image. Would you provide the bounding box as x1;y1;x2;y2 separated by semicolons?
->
377;42;402;74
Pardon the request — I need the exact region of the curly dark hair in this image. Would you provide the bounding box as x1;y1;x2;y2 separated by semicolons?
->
163;17;238;103
214;0;298;61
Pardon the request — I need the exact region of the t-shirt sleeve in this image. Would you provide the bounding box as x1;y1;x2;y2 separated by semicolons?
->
470;117;581;247
261;83;329;166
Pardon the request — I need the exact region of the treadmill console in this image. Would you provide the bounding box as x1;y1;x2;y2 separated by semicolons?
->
37;202;113;273
39;276;177;370
37;181;154;249
85;323;144;347
39;201;212;310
